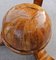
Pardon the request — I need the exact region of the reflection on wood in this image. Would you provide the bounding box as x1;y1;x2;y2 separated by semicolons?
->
34;49;54;60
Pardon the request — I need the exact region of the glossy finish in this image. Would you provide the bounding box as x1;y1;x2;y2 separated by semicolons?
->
34;0;43;6
34;50;54;60
1;3;51;54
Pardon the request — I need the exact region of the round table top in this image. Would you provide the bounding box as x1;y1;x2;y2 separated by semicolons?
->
0;0;56;59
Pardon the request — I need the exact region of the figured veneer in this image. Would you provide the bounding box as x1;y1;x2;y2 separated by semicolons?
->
0;0;54;60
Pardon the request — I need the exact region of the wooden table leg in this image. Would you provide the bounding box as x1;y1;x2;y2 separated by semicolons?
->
34;0;43;6
33;49;54;60
0;32;4;46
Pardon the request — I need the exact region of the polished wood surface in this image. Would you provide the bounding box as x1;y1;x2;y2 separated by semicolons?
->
34;50;54;60
1;3;51;54
34;0;43;6
0;0;54;60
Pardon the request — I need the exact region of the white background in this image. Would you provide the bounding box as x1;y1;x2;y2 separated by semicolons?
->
0;0;56;60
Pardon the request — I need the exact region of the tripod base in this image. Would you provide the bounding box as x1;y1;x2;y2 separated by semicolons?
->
0;41;55;60
0;33;54;60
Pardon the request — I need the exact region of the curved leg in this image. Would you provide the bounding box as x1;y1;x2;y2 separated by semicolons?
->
0;32;4;46
33;49;54;60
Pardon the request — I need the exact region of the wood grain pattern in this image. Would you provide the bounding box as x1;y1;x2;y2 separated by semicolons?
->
0;0;54;60
34;50;54;60
1;3;51;54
